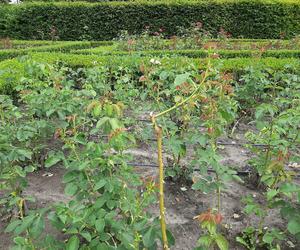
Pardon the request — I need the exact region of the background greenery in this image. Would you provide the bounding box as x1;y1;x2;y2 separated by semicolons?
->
1;0;300;40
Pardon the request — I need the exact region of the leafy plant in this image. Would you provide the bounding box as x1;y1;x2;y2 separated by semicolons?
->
194;209;228;250
237;71;300;249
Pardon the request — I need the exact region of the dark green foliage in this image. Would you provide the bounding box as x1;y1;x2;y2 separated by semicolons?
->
1;0;300;40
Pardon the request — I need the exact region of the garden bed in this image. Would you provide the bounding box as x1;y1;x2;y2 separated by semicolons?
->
0;58;299;249
1;123;299;249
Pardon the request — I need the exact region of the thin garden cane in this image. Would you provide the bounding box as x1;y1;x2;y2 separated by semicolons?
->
150;67;210;249
151;116;169;250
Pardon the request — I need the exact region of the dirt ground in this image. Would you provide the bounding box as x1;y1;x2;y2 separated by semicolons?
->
1;124;299;250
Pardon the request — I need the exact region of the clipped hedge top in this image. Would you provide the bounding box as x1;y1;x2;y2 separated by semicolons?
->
13;0;300;6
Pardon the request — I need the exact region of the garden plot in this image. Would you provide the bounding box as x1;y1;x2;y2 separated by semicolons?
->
1;123;299;250
0;59;299;250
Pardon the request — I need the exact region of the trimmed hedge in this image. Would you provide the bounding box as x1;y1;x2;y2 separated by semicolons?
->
1;52;299;94
3;39;300;62
0;41;113;61
73;47;300;59
1;0;300;40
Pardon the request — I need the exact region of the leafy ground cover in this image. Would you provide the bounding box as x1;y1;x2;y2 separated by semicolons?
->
0;55;299;249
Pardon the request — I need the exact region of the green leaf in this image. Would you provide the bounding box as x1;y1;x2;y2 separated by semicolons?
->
63;171;78;183
236;236;250;248
174;73;190;87
96;117;110;128
30;215;45;238
95;219;105;233
5;220;21;233
94;196;107;208
197;135;207;146
17;149;32;160
159;71;169;80
25;165;36;173
166;229;175;246
66;236;79;250
15;166;26;177
143;227;156;247
80;231;92;242
288;220;300;235
215;234;229;250
45;153;62;168
64;183;78;196
280;183;300;194
76;162;89;170
197;235;213;247
92;105;101;117
94;179;106;191
267;189;279;201
109;118;121;130
14;215;36;235
262;232;274;244
120;232;134;247
13;236;26;245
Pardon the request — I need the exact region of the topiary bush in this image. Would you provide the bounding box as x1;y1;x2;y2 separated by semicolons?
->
1;0;300;40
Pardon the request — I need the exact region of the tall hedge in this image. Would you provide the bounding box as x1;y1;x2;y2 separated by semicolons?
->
1;0;300;40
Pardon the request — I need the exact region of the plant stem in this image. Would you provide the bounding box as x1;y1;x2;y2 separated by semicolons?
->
152;116;169;250
216;174;221;213
154;68;209;119
264;119;274;168
150;66;210;249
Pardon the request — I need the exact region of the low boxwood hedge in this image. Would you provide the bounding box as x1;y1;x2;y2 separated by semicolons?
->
73;47;300;59
1;0;300;40
0;41;113;61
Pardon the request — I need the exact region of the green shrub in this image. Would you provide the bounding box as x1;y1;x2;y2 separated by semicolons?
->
1;0;300;40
